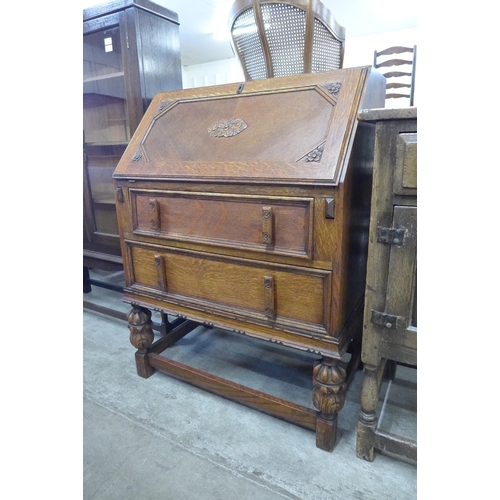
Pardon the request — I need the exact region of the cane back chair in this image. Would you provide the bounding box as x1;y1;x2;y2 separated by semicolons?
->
229;0;345;81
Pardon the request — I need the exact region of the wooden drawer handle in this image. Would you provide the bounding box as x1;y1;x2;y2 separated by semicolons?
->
150;198;160;231
155;254;167;291
264;275;275;319
262;206;274;245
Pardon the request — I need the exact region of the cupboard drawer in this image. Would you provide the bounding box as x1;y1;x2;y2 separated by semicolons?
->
131;190;313;259
126;241;331;336
394;132;417;195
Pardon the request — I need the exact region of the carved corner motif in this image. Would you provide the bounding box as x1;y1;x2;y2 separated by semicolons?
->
321;82;342;100
131;149;143;162
298;142;325;162
156;100;175;114
208;118;248;138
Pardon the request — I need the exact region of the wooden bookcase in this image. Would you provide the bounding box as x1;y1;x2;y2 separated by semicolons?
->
83;0;182;279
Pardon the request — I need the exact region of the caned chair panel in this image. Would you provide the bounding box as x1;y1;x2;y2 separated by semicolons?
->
229;0;345;80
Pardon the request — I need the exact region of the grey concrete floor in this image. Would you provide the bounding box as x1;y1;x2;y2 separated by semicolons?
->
83;269;417;500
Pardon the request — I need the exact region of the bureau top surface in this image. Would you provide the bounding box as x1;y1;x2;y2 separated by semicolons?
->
113;66;385;186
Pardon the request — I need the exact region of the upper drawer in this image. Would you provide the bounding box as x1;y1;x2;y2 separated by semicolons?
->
130;190;314;259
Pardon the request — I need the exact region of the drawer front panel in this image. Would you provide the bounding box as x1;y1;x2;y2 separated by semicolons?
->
394;132;417;195
131;190;313;258
127;242;330;335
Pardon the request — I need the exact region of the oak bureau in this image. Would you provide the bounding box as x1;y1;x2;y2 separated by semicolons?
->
113;67;385;451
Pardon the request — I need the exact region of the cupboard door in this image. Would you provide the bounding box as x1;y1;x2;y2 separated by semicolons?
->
381;206;417;356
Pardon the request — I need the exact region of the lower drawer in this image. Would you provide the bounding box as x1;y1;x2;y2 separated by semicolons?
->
125;241;331;336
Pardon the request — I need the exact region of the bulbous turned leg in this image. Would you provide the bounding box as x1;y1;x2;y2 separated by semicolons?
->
356;363;380;461
312;357;347;452
127;305;155;378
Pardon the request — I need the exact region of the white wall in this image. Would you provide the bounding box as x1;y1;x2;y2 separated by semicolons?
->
182;58;245;89
342;28;417;67
182;27;418;106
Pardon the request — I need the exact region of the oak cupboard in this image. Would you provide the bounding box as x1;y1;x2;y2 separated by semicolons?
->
113;67;385;451
356;107;417;462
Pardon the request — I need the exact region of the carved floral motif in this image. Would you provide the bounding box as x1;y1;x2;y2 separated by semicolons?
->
131;150;143;162
156;100;174;114
207;118;248;138
322;82;342;98
305;144;324;162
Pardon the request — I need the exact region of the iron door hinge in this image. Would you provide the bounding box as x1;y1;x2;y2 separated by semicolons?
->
376;227;405;245
371;310;399;329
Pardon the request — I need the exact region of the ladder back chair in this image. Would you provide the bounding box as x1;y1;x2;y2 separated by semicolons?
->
373;45;417;106
229;0;345;80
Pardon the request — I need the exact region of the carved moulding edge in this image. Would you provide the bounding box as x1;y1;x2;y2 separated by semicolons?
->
126;297;335;356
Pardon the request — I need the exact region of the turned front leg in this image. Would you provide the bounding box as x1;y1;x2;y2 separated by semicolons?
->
356;362;384;461
312;357;347;452
127;305;155;378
